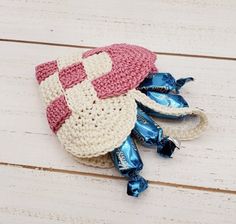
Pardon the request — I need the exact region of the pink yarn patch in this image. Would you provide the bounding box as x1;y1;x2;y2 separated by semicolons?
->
35;60;58;84
46;95;72;133
59;62;87;89
83;44;157;99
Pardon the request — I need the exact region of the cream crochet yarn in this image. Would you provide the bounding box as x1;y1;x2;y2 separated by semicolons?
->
35;44;208;168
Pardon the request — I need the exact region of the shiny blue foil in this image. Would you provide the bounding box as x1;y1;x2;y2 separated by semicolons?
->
138;72;193;93
110;136;143;177
157;136;179;157
127;176;148;197
110;136;148;197
176;77;194;92
132;107;163;146
147;91;188;108
132;108;178;157
139;91;189;119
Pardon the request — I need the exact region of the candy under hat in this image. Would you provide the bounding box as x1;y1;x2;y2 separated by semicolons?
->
35;44;208;170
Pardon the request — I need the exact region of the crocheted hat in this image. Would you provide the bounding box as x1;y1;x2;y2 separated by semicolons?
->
35;44;207;168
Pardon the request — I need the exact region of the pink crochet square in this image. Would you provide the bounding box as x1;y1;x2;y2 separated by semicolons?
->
35;60;58;84
83;44;157;99
59;62;87;89
46;95;72;133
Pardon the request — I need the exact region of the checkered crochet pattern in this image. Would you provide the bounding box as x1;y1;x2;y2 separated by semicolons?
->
35;43;208;168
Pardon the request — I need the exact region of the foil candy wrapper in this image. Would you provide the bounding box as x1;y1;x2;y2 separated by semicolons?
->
138;72;193;94
146;91;189;108
127;175;148;197
132;107;180;157
139;91;189;119
111;73;190;196
110;136;148;197
158;136;180;157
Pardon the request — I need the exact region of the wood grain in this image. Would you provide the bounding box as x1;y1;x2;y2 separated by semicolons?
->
0;165;236;224
1;0;236;222
0;0;235;58
0;41;235;191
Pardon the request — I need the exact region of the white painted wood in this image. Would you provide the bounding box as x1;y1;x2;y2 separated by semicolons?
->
0;165;235;224
0;0;236;57
0;0;235;222
0;42;236;190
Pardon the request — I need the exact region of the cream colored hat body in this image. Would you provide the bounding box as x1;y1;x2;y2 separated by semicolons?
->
35;44;207;168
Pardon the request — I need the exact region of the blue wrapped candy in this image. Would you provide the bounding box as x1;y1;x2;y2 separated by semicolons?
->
147;91;188;108
127;176;148;197
111;72;192;196
132;107;180;157
139;91;189;119
110;136;148;197
138;72;193;94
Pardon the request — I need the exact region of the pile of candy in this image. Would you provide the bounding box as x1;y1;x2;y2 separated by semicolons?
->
110;72;194;197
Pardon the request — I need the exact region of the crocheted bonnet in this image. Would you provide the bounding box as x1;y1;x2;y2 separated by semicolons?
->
35;44;207;168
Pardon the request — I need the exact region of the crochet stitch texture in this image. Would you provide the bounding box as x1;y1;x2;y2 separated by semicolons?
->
35;44;208;168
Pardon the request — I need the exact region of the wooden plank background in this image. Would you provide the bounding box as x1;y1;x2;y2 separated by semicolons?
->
0;0;236;223
1;165;236;224
0;0;236;58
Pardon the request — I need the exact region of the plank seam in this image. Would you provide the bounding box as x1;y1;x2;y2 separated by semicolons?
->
1;162;236;195
0;38;236;61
